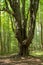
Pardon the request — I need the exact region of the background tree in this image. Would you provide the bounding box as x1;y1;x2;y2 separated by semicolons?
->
41;21;43;49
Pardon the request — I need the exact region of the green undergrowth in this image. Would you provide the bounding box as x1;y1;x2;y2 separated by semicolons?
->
30;51;43;59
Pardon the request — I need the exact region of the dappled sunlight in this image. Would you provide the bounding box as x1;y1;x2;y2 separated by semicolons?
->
0;56;43;65
3;59;11;63
30;51;43;56
35;52;43;55
41;62;43;65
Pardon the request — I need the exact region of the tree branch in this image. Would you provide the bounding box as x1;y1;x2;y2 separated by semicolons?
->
22;0;39;46
26;7;30;22
10;16;15;32
0;8;14;16
5;0;9;9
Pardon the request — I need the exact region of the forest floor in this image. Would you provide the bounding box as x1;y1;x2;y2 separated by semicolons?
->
0;55;43;65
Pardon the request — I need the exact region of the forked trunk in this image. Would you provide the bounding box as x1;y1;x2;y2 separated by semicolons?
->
9;0;39;57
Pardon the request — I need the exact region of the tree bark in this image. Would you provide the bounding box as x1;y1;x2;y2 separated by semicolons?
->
19;44;29;56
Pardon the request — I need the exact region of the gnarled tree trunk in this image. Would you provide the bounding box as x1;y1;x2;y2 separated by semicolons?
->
2;0;39;56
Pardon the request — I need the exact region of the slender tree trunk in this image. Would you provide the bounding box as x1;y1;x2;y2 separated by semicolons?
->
41;23;43;49
0;12;4;55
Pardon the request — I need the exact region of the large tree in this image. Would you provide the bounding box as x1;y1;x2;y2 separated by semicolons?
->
0;0;39;56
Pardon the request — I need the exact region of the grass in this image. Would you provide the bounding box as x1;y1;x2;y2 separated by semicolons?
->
30;51;43;59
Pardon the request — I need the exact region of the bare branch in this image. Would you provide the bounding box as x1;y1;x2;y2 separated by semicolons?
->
26;7;30;22
0;8;14;16
10;16;15;32
8;0;22;43
22;0;25;19
5;0;9;9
